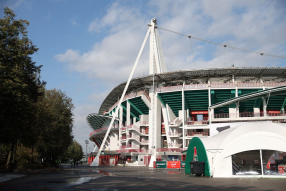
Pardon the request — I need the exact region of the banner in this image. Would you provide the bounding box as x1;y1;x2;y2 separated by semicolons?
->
181;161;186;168
156;161;167;168
167;161;181;169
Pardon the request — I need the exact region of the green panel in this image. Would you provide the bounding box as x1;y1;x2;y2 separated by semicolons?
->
267;95;286;111
239;89;260;113
185;137;210;176
281;98;286;112
121;103;139;121
254;98;262;108
185;90;209;113
129;97;149;114
181;161;186;168
159;91;182;116
155;161;167;168
211;90;215;105
213;90;232;114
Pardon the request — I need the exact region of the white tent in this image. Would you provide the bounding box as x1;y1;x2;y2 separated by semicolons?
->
199;121;286;177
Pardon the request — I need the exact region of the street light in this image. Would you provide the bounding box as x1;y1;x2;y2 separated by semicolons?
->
85;140;89;163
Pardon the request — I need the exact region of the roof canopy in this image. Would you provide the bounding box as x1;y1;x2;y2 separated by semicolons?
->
99;67;286;114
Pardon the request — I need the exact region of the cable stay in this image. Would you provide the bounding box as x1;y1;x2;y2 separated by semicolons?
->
156;26;286;59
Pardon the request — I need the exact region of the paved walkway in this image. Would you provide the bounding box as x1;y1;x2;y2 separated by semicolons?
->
0;173;26;183
0;164;285;190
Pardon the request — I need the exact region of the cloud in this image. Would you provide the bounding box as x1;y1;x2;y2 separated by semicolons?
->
72;103;99;150
70;18;78;26
2;0;24;9
56;0;286;105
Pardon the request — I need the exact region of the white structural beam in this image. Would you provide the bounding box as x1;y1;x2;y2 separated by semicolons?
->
90;28;151;166
127;101;131;126
182;81;185;148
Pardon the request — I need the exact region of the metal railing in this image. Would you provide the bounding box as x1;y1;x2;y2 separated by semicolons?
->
116;149;151;154
156;148;185;152
168;143;182;147
186;132;209;136
168;119;182;126
168;131;182;136
89;125;118;137
156;82;286;93
212;112;286;119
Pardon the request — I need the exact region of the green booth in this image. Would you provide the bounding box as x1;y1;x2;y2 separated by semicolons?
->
185;137;211;176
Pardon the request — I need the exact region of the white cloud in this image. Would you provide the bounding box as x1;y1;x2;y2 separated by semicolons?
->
70;18;78;26
4;0;24;9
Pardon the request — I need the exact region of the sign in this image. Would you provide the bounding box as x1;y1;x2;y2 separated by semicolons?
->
181;161;186;168
193;147;198;161
110;159;115;166
278;164;286;174
156;161;167;168
267;110;280;114
190;111;208;115
167;161;181;169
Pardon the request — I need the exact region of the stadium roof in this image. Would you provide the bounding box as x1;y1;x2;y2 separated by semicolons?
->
99;67;286;114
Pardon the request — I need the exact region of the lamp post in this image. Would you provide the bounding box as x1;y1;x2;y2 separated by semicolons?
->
85;140;89;163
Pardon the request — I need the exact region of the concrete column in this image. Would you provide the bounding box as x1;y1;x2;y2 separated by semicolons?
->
119;106;123;128
127;101;131;126
133;117;136;125
263;97;267;117
208;79;211;107
182;82;185;148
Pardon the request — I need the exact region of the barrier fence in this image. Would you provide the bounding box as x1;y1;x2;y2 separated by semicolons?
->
213;112;286;119
156;82;286;93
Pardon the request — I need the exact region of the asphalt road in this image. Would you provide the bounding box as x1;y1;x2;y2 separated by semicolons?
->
0;163;285;191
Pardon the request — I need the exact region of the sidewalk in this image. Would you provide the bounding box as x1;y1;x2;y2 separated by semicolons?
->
0;173;26;183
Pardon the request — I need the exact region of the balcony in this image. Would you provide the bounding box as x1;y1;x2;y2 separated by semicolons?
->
168;143;182;148
186;117;208;126
128;124;149;135
211;112;286;122
168;131;182;137
156;148;185;152
168;119;182;126
116;149;151;154
186;131;209;137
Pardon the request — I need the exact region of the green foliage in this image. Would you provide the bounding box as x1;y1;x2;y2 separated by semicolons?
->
0;8;76;171
35;89;74;162
67;141;83;162
0;7;45;146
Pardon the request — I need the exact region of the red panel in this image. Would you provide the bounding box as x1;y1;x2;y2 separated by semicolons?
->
167;161;181;168
191;111;208;114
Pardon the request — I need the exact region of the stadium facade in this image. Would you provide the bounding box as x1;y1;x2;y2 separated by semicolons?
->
86;18;286;176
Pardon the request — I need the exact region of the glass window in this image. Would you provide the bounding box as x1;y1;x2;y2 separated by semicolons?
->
232;150;286;176
232;150;261;175
262;150;286;176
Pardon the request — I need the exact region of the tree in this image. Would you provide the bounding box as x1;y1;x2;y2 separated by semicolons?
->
0;7;45;170
67;141;83;165
35;89;74;163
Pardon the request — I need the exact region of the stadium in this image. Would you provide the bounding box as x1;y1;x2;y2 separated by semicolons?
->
86;18;286;177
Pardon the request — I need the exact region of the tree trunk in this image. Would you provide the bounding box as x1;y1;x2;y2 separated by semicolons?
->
6;143;14;170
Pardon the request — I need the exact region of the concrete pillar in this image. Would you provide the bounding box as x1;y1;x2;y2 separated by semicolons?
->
182;82;185;148
263;98;267;117
127;101;131;126
133;117;136;124
119;106;123;128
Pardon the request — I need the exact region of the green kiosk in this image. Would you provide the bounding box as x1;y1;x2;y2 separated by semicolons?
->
185;137;211;176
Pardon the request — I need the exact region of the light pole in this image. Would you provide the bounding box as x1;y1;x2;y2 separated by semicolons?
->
85;140;89;163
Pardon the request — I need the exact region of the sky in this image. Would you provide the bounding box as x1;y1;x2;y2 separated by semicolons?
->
1;0;286;151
